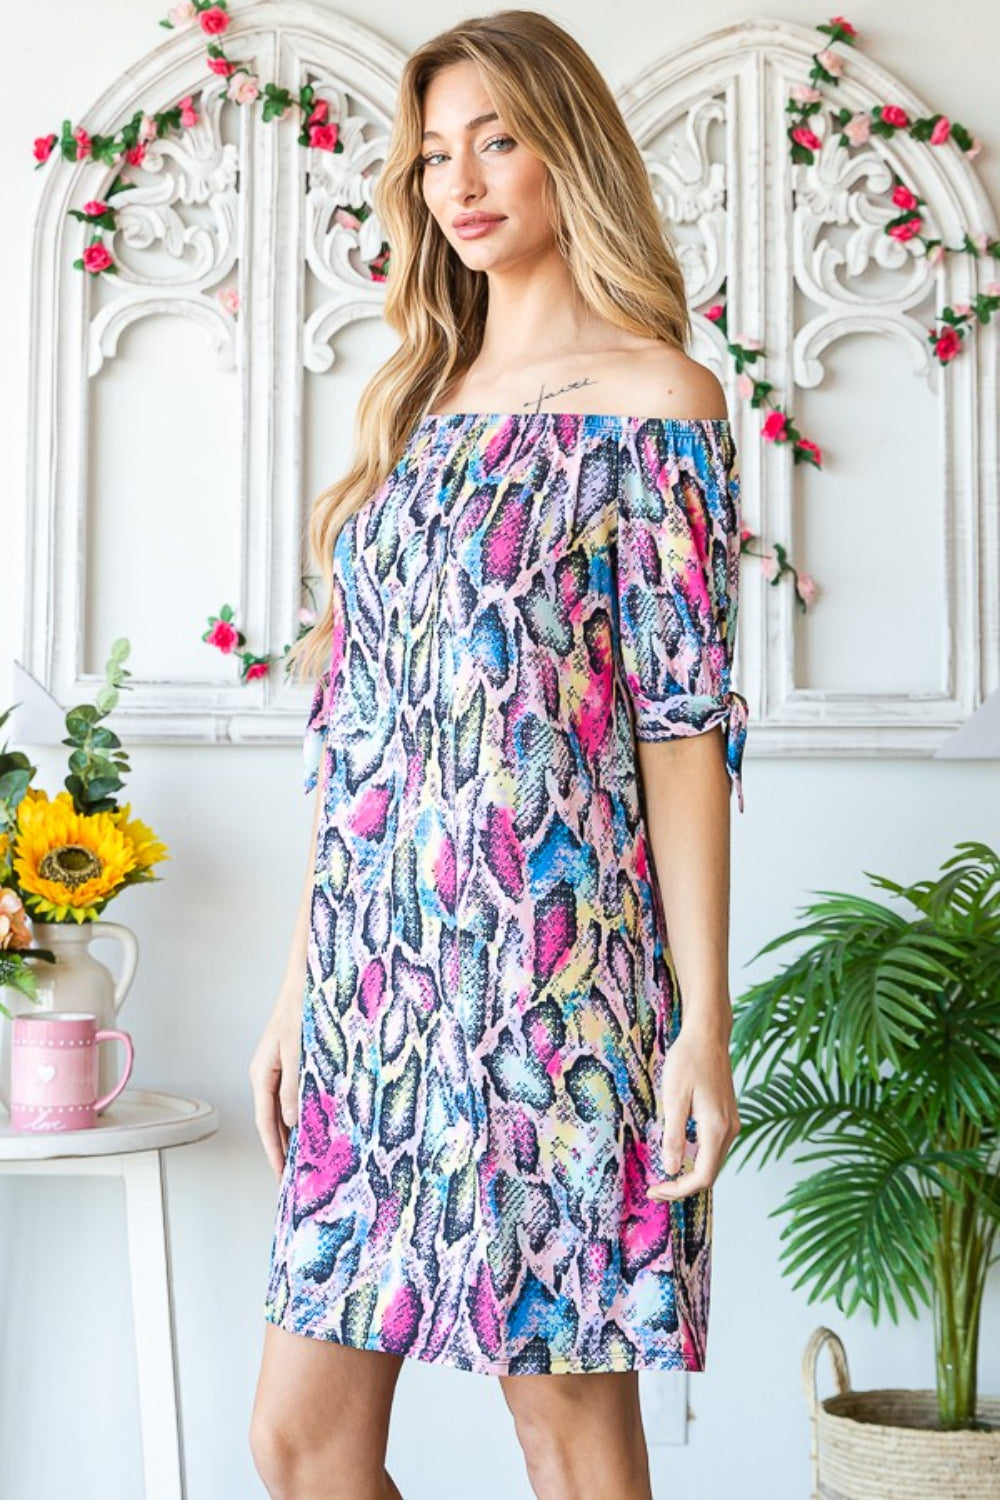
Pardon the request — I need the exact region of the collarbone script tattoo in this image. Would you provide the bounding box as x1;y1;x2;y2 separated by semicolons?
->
520;377;600;414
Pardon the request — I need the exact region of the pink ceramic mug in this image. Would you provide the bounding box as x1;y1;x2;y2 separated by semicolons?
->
10;1011;134;1132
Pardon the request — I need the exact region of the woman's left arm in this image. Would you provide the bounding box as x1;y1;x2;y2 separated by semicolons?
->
637;728;742;1202
613;389;747;1199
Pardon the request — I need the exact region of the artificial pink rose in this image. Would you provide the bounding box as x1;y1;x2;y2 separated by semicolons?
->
984;280;1000;297
207;55;235;77
227;73;261;105
816;48;844;76
199;6;230;35
760;551;780;581
935;327;962;362
891;184;918;211
844;112;871;146
308;99;329;125
82;242;113;273
930;116;951;145
951;303;972;317
796;573;818;605
245;660;269;681
333;207;363;231
736;372;755;399
888;216;923;242
797;438;823;465
740;526;755;544
972;231;989;253
216;287;240;316
82;199;110;216
179;95;199;128
73;127;92;160
791;124;822;152
704;303;724;322
33;133;57;163
740;335;763;350
309;122;339;151
762;410;788;442
927;243;946;265
965;137;983;160
881;105;909;129
829;15;857;37
207;619;239;652
125;143;147;167
167;1;196;23
139;114;158;143
790;83;821;103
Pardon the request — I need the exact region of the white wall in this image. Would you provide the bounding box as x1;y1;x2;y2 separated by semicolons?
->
2;4;999;1498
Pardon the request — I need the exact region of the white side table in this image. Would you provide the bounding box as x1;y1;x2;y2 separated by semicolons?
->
0;1088;220;1500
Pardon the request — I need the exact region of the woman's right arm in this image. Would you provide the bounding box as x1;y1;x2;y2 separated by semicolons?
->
249;778;324;1179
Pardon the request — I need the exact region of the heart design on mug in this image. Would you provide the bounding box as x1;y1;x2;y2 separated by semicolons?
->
37;1064;57;1084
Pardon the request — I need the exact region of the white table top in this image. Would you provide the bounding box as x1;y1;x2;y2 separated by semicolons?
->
0;1088;220;1160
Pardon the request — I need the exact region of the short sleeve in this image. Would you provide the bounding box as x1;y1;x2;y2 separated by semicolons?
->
616;421;749;812
302;670;331;795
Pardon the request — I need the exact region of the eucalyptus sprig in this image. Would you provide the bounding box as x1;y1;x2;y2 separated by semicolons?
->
62;638;134;817
0;705;36;841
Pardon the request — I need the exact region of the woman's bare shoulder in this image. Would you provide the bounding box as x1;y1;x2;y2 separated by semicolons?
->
618;345;729;421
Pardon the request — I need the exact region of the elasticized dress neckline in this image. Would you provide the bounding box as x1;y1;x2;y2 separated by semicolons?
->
419;411;733;431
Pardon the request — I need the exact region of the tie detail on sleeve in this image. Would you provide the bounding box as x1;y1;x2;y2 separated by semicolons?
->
616;422;750;812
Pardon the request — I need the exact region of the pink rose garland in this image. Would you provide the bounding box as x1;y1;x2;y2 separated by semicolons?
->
201;595;320;683
201;605;273;682
785;17;998;367
701;298;820;608
34;0;391;286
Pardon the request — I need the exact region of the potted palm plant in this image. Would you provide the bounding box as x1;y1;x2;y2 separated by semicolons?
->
728;840;1000;1498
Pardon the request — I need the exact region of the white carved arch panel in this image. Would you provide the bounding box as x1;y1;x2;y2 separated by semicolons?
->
24;2;402;745
619;18;998;756
24;10;998;756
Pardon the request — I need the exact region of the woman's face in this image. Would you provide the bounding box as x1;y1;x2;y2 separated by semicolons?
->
419;60;556;272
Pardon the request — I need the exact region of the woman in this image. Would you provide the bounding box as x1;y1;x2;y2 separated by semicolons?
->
249;9;747;1498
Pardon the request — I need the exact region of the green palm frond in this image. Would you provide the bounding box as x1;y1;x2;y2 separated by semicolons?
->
733;899;962;1082
867;840;1000;935
732;1067;888;1170
890;1001;1000;1136
771;1148;938;1323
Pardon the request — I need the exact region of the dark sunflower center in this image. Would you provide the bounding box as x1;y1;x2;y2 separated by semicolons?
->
39;844;102;889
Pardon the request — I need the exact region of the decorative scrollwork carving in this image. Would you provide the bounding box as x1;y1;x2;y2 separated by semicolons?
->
302;76;391;373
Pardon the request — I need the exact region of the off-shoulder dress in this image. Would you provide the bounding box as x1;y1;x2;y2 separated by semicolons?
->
264;411;748;1376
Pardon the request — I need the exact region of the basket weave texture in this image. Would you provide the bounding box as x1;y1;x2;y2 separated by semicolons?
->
802;1328;1000;1500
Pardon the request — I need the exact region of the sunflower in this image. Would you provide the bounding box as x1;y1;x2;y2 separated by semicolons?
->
109;802;169;873
11;789;163;923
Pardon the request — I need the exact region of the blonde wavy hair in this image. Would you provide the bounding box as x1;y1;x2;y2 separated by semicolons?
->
288;7;692;684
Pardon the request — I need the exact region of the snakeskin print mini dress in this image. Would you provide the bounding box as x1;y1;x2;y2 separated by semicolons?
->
264;410;748;1376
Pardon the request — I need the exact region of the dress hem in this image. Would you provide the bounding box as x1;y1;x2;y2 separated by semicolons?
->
263;1307;705;1379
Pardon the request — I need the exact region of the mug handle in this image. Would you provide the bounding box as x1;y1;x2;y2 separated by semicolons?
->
93;1029;134;1114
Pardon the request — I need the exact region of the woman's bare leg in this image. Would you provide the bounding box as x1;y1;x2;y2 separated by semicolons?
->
499;1369;653;1500
250;1322;406;1499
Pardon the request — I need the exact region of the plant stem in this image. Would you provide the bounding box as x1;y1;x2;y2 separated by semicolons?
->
931;1119;988;1427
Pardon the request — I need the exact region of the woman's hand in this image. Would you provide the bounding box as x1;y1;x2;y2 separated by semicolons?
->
646;1020;741;1202
249;991;305;1180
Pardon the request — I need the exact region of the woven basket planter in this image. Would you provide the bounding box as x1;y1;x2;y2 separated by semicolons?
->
802;1328;1000;1499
